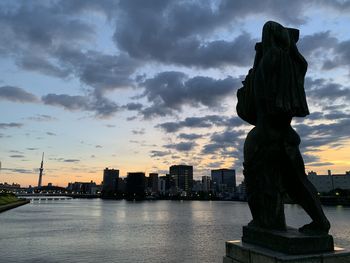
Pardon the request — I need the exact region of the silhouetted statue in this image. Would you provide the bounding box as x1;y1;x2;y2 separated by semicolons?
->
237;21;330;234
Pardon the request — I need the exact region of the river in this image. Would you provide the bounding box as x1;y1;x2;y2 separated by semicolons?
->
0;199;349;263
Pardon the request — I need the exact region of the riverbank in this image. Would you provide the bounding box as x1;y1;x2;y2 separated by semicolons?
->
0;193;30;213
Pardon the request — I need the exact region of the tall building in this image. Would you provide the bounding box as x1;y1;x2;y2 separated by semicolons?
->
202;176;211;192
169;165;193;194
159;177;167;195
148;173;159;193
211;168;236;193
126;172;146;199
102;168;119;197
236;180;247;200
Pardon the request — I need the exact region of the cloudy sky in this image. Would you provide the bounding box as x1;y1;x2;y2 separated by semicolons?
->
1;0;350;187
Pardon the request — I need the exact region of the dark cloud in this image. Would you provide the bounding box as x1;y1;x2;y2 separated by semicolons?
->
46;132;56;136
95;145;103;148
126;116;138;121
132;129;145;135
0;86;38;103
42;94;90;111
150;150;171;158
298;32;350;72
123;102;143;111
318;0;350;12
1;168;33;174
0;122;23;129
321;39;350;70
114;0;309;67
202;129;245;156
140;71;239;118
164;141;197;152
26;147;38;151
295;116;350;150
158;115;244;133
42;93;120;117
18;55;70;78
50;157;81;163
9;154;25;158
0;3;137;118
178;133;204;140
305;77;350;102
0;2;94;60
299;31;338;58
207;161;225;169
27;114;57;122
303;153;334;167
308;162;334;167
53;0;118;19
54;46;138;92
63;159;80;163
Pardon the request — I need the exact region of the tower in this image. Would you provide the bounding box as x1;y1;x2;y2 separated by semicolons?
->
38;152;44;188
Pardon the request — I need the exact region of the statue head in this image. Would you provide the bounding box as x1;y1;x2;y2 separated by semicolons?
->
261;21;299;53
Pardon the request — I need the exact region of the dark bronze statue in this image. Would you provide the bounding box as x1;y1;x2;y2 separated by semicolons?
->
237;21;330;234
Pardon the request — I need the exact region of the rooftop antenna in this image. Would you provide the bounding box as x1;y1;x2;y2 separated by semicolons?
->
37;152;44;188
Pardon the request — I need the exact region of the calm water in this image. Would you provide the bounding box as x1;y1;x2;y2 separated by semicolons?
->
0;199;349;263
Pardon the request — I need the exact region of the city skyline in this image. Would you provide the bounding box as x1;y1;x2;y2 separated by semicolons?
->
1;1;350;187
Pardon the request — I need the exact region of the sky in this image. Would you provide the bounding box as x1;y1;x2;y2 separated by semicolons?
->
1;0;350;187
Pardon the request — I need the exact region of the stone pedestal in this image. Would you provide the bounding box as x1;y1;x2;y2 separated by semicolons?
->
242;226;334;254
224;241;350;263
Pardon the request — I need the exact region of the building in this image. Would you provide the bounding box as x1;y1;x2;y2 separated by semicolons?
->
159;176;167;195
0;182;21;193
169;165;193;194
126;172;146;200
236;180;247;200
201;176;211;192
102;168;119;197
67;181;98;194
192;180;202;192
117;178;126;194
148;173;159;193
308;170;350;193
211;169;236;193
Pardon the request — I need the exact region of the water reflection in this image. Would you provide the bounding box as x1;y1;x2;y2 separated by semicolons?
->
0;200;349;263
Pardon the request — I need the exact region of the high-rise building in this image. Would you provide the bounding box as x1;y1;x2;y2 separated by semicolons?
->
102;168;119;197
211;168;236;193
117;178;126;194
202;176;211;192
126;172;146;199
169;165;193;194
159;177;167;195
148;173;159;193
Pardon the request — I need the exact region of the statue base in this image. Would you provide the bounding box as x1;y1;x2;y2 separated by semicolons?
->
224;240;350;263
242;225;334;254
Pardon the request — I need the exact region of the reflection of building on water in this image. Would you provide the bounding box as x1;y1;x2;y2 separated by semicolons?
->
308;170;350;193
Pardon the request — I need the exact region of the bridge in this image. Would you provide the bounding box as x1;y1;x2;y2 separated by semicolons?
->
16;193;99;200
